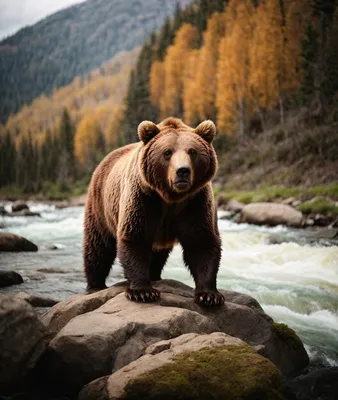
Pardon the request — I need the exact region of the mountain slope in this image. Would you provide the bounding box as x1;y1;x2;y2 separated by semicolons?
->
0;0;193;123
4;47;139;142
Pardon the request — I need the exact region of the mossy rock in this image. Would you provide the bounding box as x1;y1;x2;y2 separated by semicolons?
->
272;323;303;351
122;345;284;400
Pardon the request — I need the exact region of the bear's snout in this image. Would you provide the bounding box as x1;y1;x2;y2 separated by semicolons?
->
176;166;190;179
174;166;191;191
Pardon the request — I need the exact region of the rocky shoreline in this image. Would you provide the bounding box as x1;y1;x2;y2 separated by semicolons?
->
217;197;338;229
0;279;317;400
1;279;337;399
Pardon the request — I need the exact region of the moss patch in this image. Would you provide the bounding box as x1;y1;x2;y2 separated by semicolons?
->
122;345;284;400
272;323;303;351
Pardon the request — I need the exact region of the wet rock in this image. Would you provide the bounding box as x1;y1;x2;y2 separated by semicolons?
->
11;201;29;213
0;205;8;216
37;267;68;274
41;280;308;395
79;332;284;400
6;292;59;307
10;210;41;217
0;271;24;288
240;203;304;227
46;244;58;250
311;214;332;227
227;199;245;213
26;273;46;281
285;367;338;400
0;232;38;252
0;296;46;391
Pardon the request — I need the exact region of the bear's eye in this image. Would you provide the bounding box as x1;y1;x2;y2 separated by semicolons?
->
188;149;197;158
163;150;173;159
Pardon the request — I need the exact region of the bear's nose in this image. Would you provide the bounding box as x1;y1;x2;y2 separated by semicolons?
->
176;167;191;179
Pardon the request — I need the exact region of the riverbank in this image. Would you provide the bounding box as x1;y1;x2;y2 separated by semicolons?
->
1;183;338;227
1;202;337;368
214;184;338;228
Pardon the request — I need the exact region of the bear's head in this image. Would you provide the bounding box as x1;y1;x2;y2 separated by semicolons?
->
138;117;218;203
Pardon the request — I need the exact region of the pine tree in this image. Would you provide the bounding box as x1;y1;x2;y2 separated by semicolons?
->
59;108;76;182
121;37;158;144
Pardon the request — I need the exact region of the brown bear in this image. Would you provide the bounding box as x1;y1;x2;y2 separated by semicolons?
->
84;117;224;306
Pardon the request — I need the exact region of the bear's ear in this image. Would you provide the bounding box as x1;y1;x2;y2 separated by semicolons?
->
138;121;160;143
195;120;217;143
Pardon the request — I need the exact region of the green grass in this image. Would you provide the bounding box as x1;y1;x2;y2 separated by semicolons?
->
215;184;338;203
214;184;338;215
297;198;338;215
0;178;89;201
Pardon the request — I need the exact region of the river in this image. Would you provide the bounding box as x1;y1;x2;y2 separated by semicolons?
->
1;202;337;368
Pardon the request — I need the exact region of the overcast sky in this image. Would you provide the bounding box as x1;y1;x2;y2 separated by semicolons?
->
0;0;85;40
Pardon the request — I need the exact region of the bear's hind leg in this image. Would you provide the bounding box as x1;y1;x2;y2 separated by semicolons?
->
84;223;116;291
150;248;172;281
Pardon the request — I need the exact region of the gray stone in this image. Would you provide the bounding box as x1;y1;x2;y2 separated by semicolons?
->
0;232;38;252
0;291;59;307
0;270;23;287
240;202;304;227
79;333;284;400
41;280;308;396
0;296;46;391
11;201;29;212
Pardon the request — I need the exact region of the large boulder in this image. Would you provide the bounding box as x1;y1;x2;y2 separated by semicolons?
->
11;201;29;213
285;367;338;400
40;280;308;396
0;232;38;252
11;210;41;217
79;332;284;400
0;296;47;391
0;270;23;287
0;291;59;307
240;202;303;227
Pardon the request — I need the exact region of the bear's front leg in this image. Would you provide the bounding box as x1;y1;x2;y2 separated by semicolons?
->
182;237;225;307
118;239;160;302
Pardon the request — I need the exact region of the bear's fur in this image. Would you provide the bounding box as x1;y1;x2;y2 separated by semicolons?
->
84;117;224;306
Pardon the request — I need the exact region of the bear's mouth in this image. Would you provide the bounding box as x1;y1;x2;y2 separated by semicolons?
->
174;179;191;191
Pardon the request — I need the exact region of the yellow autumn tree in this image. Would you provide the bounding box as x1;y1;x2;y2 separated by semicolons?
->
149;60;165;108
161;24;198;118
74;114;105;169
106;105;124;150
217;0;254;137
195;12;226;121
249;0;307;130
182;50;200;125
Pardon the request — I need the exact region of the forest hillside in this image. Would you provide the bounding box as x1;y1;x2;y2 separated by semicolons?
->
0;0;193;123
0;0;337;216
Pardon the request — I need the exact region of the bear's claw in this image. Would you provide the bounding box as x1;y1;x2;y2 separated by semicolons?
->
194;291;225;307
125;287;160;303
